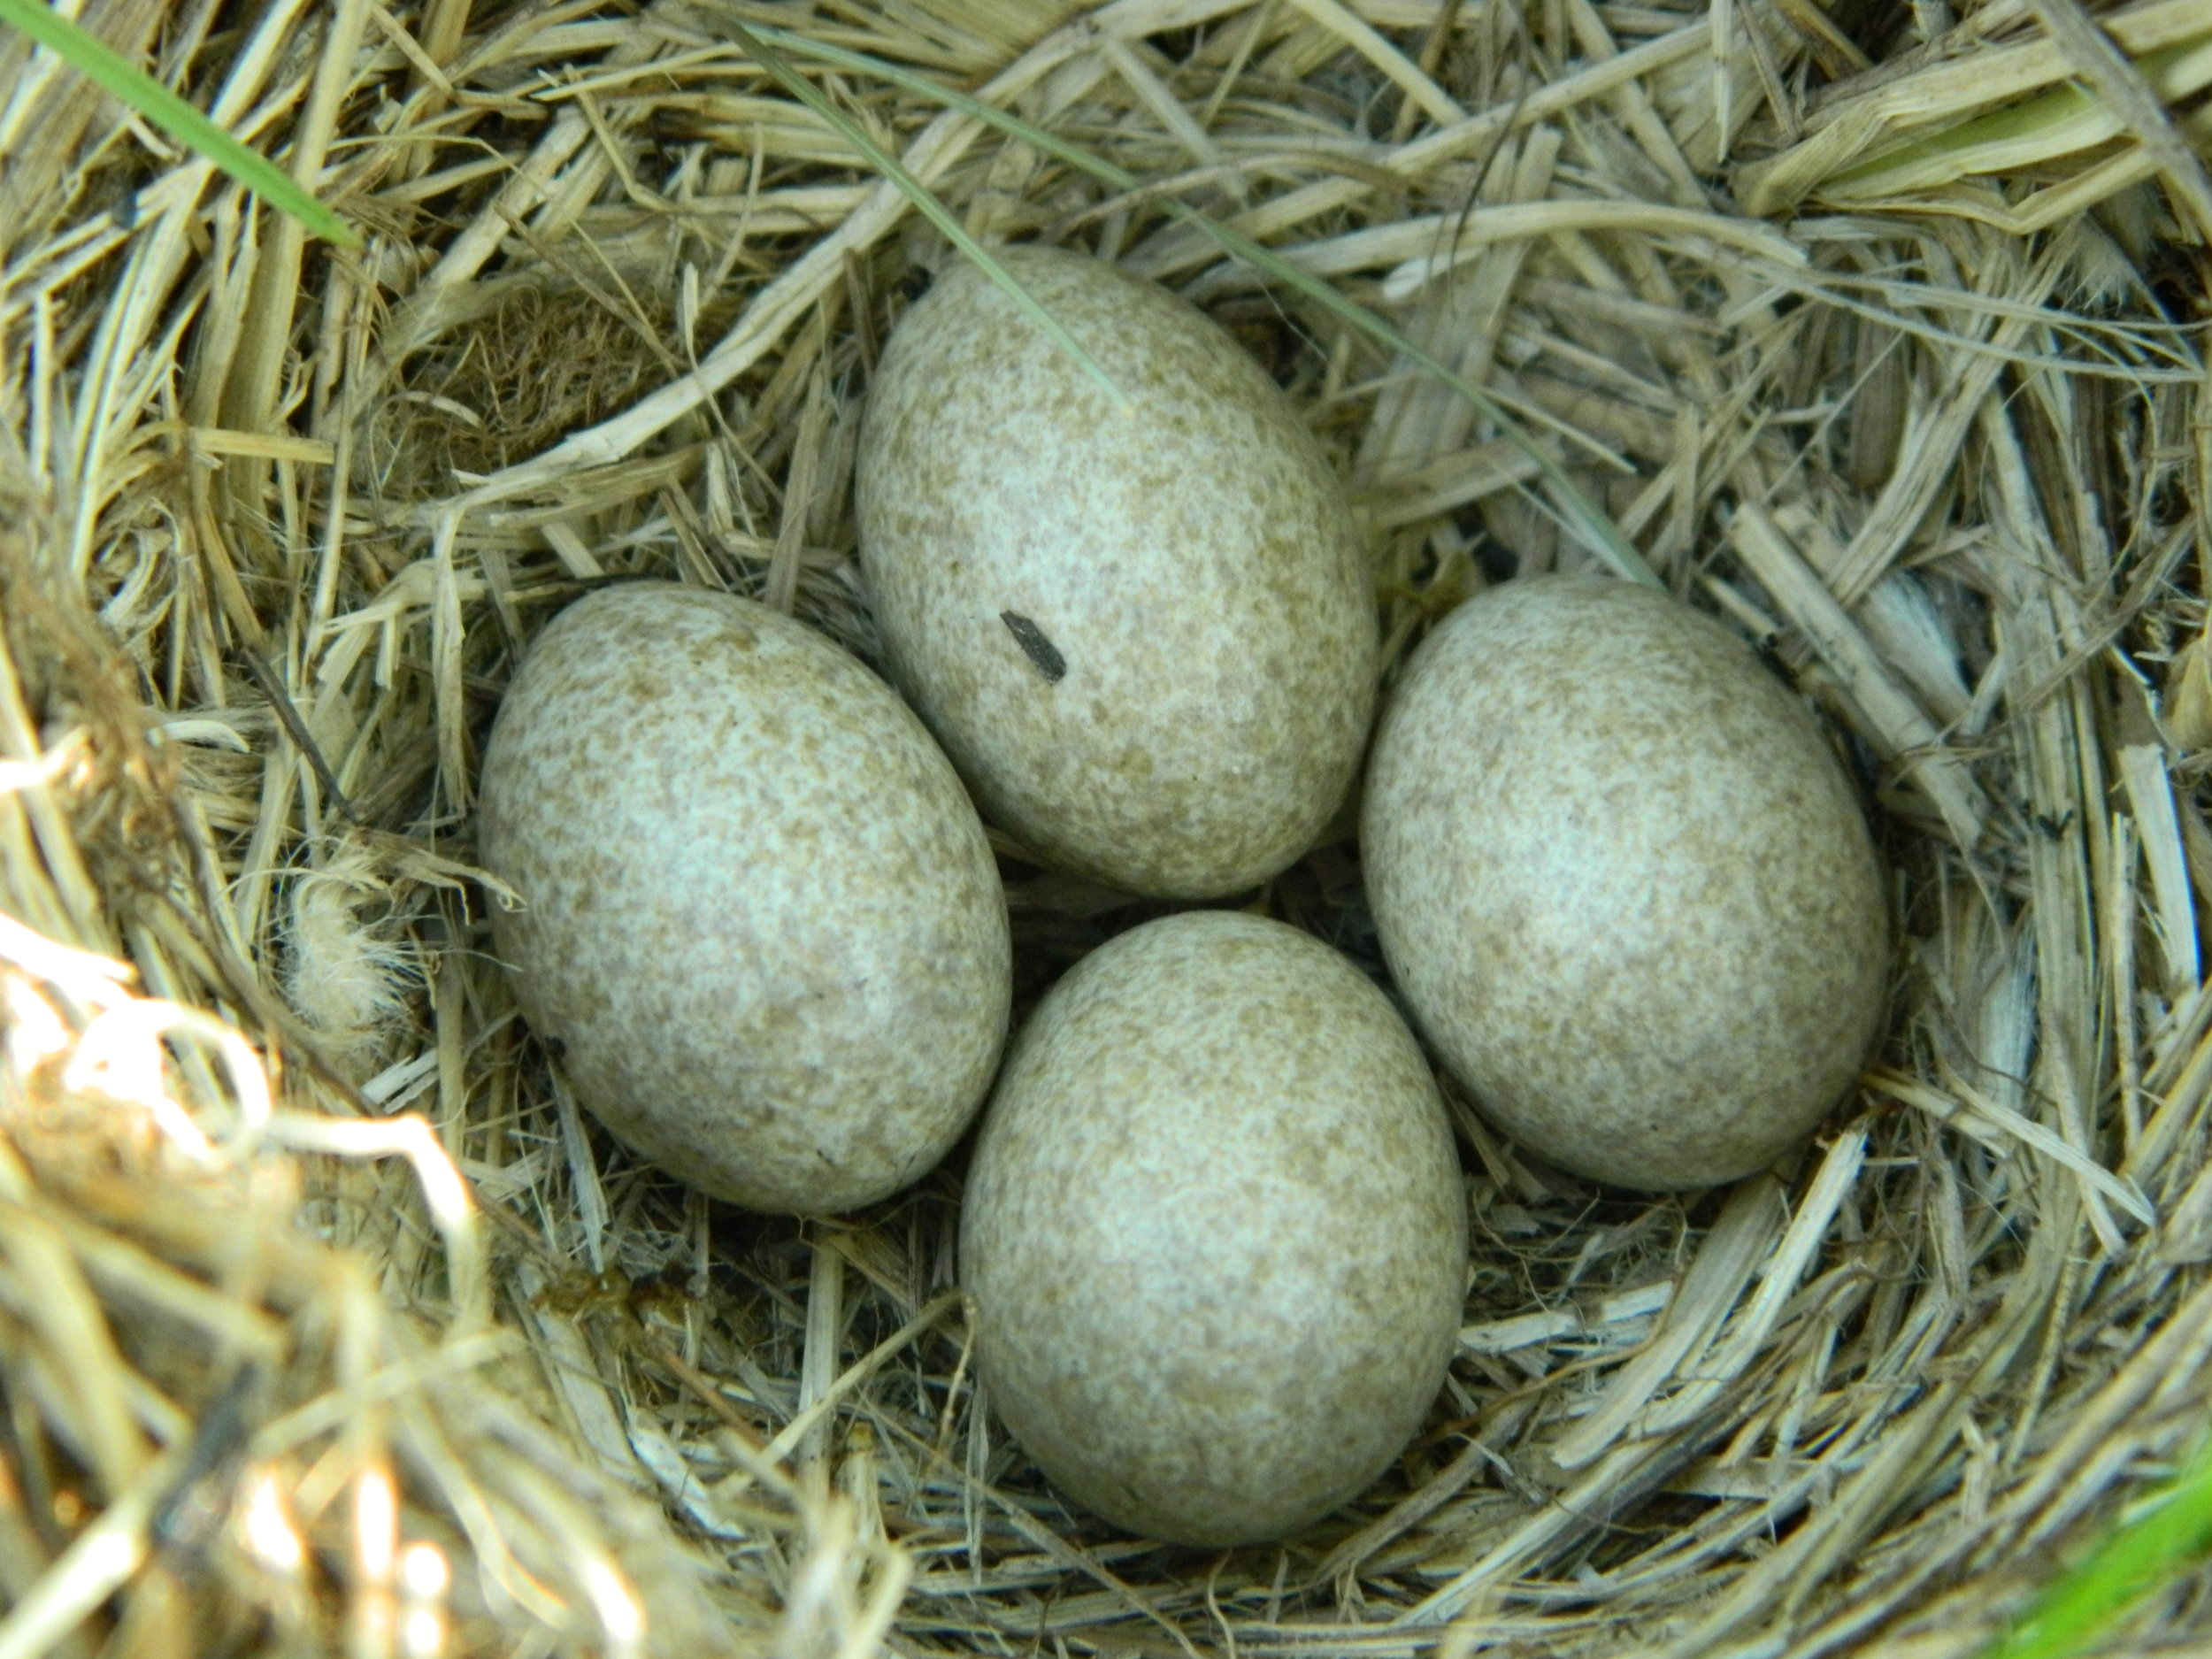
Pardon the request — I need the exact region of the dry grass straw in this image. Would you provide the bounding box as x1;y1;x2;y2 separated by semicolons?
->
4;0;2212;1653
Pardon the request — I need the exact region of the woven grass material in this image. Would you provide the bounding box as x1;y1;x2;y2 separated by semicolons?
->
4;0;2211;1653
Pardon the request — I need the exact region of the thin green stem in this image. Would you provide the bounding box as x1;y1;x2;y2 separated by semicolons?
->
1983;1432;2212;1659
724;19;1127;410
0;0;359;247
734;16;1659;587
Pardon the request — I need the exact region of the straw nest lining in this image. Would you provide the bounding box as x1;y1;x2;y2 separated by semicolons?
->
3;0;2211;1653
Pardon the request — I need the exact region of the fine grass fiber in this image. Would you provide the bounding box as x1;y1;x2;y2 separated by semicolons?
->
5;1;2212;1657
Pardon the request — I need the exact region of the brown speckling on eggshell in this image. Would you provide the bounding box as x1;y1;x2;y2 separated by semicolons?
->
1362;575;1892;1192
478;582;1011;1216
856;245;1378;900
959;910;1467;1547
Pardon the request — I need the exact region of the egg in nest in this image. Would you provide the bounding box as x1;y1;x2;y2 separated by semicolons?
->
960;910;1466;1545
1363;576;1891;1191
479;582;1012;1215
856;245;1377;900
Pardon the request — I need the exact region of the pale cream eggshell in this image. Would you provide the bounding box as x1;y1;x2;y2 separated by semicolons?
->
479;582;1011;1215
960;910;1466;1545
1363;575;1890;1191
856;246;1377;899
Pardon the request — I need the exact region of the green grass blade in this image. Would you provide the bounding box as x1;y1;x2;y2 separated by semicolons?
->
1830;36;2212;202
722;19;1127;411
1190;213;1660;588
737;18;1660;588
0;0;359;248
1982;1432;2212;1659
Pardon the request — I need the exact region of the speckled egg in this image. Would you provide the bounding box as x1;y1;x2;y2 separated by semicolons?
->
479;582;1011;1216
1363;576;1891;1191
960;910;1466;1546
856;245;1378;899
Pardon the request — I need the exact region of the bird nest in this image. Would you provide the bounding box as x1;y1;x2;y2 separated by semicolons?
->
4;0;2212;1655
